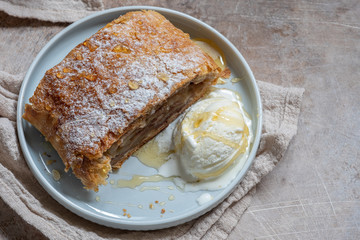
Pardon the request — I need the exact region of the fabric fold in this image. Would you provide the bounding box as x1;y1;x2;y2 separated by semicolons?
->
0;0;104;23
0;71;23;121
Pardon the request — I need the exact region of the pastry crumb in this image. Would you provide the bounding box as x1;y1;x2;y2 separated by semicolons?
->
216;78;226;85
231;77;241;83
46;160;56;165
128;81;139;90
52;169;61;181
156;72;169;82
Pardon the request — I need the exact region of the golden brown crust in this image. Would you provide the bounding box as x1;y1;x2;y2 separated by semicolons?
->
23;10;220;191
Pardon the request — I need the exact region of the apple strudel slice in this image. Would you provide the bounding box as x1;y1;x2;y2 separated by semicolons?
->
23;10;220;191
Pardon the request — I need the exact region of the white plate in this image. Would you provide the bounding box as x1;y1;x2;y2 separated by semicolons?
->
17;6;262;230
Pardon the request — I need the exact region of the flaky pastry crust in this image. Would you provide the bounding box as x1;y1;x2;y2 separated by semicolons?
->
23;10;220;191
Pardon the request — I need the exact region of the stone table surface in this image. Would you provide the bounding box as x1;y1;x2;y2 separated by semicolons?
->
1;0;359;239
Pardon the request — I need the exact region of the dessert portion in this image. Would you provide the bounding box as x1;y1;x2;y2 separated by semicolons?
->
23;10;220;191
173;89;251;182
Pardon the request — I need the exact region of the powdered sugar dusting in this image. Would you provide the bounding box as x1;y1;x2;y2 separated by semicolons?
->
31;11;216;166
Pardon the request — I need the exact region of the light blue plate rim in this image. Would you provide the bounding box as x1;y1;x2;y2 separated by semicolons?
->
16;6;262;230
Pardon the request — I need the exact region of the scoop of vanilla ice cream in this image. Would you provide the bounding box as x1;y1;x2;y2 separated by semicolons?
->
173;89;250;182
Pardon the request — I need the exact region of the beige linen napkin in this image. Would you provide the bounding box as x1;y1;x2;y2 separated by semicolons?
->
0;1;304;238
0;68;304;239
0;0;104;22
